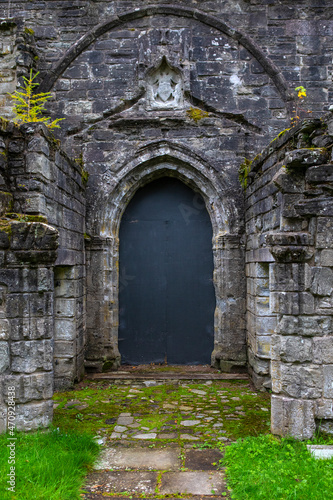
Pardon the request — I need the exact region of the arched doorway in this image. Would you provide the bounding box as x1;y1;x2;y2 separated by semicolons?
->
119;176;215;365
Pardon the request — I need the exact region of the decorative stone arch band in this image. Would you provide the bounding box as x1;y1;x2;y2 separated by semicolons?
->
85;141;247;372
39;4;293;111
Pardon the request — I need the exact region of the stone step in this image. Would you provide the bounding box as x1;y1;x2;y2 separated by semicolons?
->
94;446;224;472
87;372;249;381
84;470;227;497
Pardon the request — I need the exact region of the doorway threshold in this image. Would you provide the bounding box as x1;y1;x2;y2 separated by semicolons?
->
86;364;249;381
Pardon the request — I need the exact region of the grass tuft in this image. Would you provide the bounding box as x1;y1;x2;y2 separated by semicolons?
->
221;434;333;499
0;427;100;500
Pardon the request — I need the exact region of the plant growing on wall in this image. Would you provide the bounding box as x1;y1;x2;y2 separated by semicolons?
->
291;86;311;126
239;158;252;190
8;69;64;129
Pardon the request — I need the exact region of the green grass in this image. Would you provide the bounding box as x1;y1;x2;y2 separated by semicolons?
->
222;434;333;499
0;428;100;500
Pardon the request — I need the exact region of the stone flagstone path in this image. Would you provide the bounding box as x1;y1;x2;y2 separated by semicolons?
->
83;445;227;499
52;370;271;498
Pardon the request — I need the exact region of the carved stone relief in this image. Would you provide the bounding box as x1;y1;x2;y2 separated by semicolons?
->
146;57;183;110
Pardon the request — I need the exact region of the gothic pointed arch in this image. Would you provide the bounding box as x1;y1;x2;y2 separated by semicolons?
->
85;142;246;372
39;4;292;109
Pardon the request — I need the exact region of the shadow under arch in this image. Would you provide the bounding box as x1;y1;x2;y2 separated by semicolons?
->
85;146;247;373
39;4;293;110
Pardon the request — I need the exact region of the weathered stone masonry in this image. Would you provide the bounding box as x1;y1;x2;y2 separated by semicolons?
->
246;116;333;439
0;0;332;437
0;121;86;430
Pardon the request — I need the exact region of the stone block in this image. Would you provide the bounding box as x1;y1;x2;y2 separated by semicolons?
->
4;372;53;403
21;194;47;215
321;249;333;267
256;335;272;359
285;148;329;169
310;267;333;296
55;298;76;318
10;317;53;340
26;152;52;181
270;292;299;314
306;164;333;183
271;395;316;439
0;192;13;218
272;167;304;193
276;315;333;336
255;296;270;316
316;217;333;249
279;336;312;363
27;136;50;156
280;364;322;399
15;400;53;431
248;349;270;375
316;398;333;419
313;338;333;364
270;263;303;292
271;358;282;392
299;292;314;314
302;316;333;336
251;278;270;296
323;365;333;398
53;340;76;358
281;194;303;218
255;315;277;334
296;199;333;217
10;340;53;373
53;357;76;378
0;319;10;340
54;318;76;341
54;278;78;298
37;268;54;292
245;262;269;278
0;342;9;373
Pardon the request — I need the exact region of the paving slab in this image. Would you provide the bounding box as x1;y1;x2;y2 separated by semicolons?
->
180;433;199;440
160;471;226;495
307;445;333;460
84;471;157;495
117;416;134;425
184;449;224;470
132;432;157;439
181;419;201;426
95;447;181;470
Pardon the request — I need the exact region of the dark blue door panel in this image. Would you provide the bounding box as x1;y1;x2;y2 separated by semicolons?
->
119;176;215;364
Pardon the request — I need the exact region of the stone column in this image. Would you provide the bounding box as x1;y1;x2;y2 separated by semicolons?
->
85;236;121;372
212;233;247;372
269;233;319;439
0;221;58;432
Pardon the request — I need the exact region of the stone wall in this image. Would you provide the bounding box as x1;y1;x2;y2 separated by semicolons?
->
246;113;333;438
0;121;86;392
0;1;332;437
1;0;332;377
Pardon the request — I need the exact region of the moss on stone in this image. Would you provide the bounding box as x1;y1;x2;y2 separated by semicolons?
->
186;107;209;123
53;380;271;444
81;169;89;186
24;27;35;35
0;117;9;131
0;219;12;235
5;213;48;223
